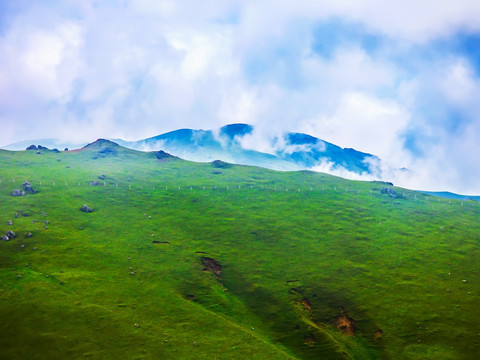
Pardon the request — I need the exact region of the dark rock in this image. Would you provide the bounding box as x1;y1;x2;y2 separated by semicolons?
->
26;232;33;238
26;145;38;150
7;220;12;225
80;205;93;213
11;189;25;197
52;148;60;153
37;145;48;150
5;231;16;240
1;235;9;242
14;213;18;218
90;181;99;186
36;151;41;154
23;181;38;194
64;148;69;152
92;146;118;159
98;175;106;180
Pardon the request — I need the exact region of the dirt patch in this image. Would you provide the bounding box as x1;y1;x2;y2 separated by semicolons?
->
201;257;222;278
336;312;356;336
373;329;383;341
300;297;312;311
304;333;316;346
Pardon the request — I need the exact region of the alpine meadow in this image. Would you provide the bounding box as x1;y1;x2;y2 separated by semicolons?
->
0;140;479;359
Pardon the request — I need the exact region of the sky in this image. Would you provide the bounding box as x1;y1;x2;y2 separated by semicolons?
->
1;0;480;193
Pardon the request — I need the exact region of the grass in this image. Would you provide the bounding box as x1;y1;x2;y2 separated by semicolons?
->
0;140;479;359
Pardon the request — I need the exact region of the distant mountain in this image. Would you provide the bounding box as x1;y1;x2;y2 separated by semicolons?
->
420;191;480;202
1;123;397;178
114;124;300;171
1;138;87;151
117;123;388;177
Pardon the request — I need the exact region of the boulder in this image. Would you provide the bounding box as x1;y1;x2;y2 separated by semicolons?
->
26;145;38;150
26;232;33;238
1;235;9;242
80;205;93;213
90;181;99;186
37;145;48;150
7;220;12;225
22;182;38;194
64;148;69;152
52;148;60;153
98;175;106;180
11;189;25;197
5;231;16;240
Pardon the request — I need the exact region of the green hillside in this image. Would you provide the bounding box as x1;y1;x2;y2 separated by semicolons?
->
0;140;479;359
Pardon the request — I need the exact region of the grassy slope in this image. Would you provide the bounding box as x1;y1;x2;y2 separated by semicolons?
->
0;142;479;359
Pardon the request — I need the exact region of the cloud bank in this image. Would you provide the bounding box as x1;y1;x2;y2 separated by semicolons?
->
1;0;480;193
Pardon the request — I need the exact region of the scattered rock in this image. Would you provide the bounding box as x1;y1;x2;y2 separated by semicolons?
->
80;205;94;213
22;182;38;194
134;323;139;328
11;189;25;197
14;213;18;218
26;232;33;238
2;231;16;241
90;181;99;186
7;220;12;225
98;174;106;180
36;151;42;155
92;146;118;159
26;145;38;150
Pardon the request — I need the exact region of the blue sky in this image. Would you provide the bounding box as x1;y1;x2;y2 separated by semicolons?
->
1;0;480;193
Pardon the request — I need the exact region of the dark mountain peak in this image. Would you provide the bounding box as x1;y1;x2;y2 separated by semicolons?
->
219;123;253;139
286;132;320;145
83;139;120;149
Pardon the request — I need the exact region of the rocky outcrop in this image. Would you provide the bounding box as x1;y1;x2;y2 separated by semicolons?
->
80;205;93;213
11;189;25;197
2;230;16;241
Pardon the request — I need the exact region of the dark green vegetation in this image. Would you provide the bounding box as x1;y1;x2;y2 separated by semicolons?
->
0;140;479;359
